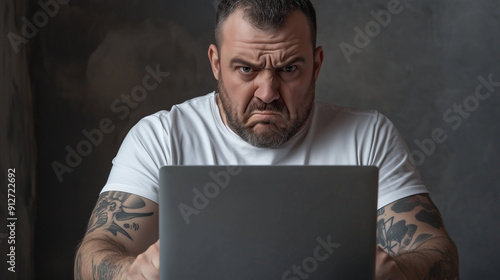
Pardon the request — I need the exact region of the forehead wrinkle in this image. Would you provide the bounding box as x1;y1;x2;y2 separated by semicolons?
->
221;10;312;69
221;9;312;47
231;40;302;69
231;31;302;50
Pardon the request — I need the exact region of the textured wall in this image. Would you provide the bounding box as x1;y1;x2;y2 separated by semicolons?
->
315;1;500;277
1;0;37;279
25;0;500;279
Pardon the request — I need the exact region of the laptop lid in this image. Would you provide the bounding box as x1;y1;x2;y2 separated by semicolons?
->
159;165;378;280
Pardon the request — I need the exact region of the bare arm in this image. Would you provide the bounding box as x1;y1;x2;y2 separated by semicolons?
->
375;194;459;279
74;191;159;280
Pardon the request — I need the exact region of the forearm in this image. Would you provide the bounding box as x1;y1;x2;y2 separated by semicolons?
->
75;236;135;280
394;235;459;280
376;194;460;279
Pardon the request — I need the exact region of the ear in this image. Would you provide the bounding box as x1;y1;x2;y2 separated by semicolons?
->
208;44;221;80
313;46;324;81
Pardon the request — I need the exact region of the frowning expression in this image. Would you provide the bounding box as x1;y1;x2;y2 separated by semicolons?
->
209;9;324;148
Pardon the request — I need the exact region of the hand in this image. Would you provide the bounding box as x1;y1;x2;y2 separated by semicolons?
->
375;246;407;280
125;239;160;280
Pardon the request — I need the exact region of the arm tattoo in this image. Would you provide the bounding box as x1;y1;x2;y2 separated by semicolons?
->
75;252;83;280
377;208;385;217
92;258;122;280
390;195;444;229
427;247;459;279
411;233;432;248
377;216;419;254
378;195;443;254
416;209;443;229
378;195;458;279
391;196;422;213
86;191;154;240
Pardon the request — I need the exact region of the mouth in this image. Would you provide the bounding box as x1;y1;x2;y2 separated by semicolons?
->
247;111;284;127
251;110;281;116
250;110;282;119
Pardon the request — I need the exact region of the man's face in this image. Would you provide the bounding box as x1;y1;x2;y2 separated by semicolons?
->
209;9;324;148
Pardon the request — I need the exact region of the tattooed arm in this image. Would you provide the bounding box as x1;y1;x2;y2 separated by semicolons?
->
74;191;159;280
375;194;459;280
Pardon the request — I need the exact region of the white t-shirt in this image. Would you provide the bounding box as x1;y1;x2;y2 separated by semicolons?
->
101;92;428;209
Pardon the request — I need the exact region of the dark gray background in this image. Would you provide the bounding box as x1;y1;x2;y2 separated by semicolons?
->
3;0;499;279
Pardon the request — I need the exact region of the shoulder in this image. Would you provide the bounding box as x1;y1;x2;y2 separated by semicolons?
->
313;101;394;132
169;92;215;116
314;101;378;119
132;92;216;132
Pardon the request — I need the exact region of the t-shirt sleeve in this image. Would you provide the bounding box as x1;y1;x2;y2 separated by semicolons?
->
368;112;429;209
100;113;170;204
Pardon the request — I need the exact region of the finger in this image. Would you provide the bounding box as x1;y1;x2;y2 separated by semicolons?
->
126;241;161;280
144;241;160;279
151;241;160;270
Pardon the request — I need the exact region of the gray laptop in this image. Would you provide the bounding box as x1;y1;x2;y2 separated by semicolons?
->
159;165;378;280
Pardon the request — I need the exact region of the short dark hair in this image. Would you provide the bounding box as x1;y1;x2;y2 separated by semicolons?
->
215;0;317;49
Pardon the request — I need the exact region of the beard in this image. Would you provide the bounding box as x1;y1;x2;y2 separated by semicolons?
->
217;73;315;149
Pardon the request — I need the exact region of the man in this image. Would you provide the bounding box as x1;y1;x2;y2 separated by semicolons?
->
75;0;459;279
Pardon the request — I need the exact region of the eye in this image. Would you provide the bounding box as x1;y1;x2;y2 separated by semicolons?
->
238;66;253;74
281;65;297;73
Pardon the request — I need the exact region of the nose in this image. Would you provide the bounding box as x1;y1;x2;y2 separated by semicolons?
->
254;69;280;103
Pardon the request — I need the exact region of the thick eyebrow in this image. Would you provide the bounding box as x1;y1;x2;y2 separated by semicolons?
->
275;57;306;69
229;58;263;69
228;57;306;69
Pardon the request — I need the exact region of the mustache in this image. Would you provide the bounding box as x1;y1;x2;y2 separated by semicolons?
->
246;99;286;114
